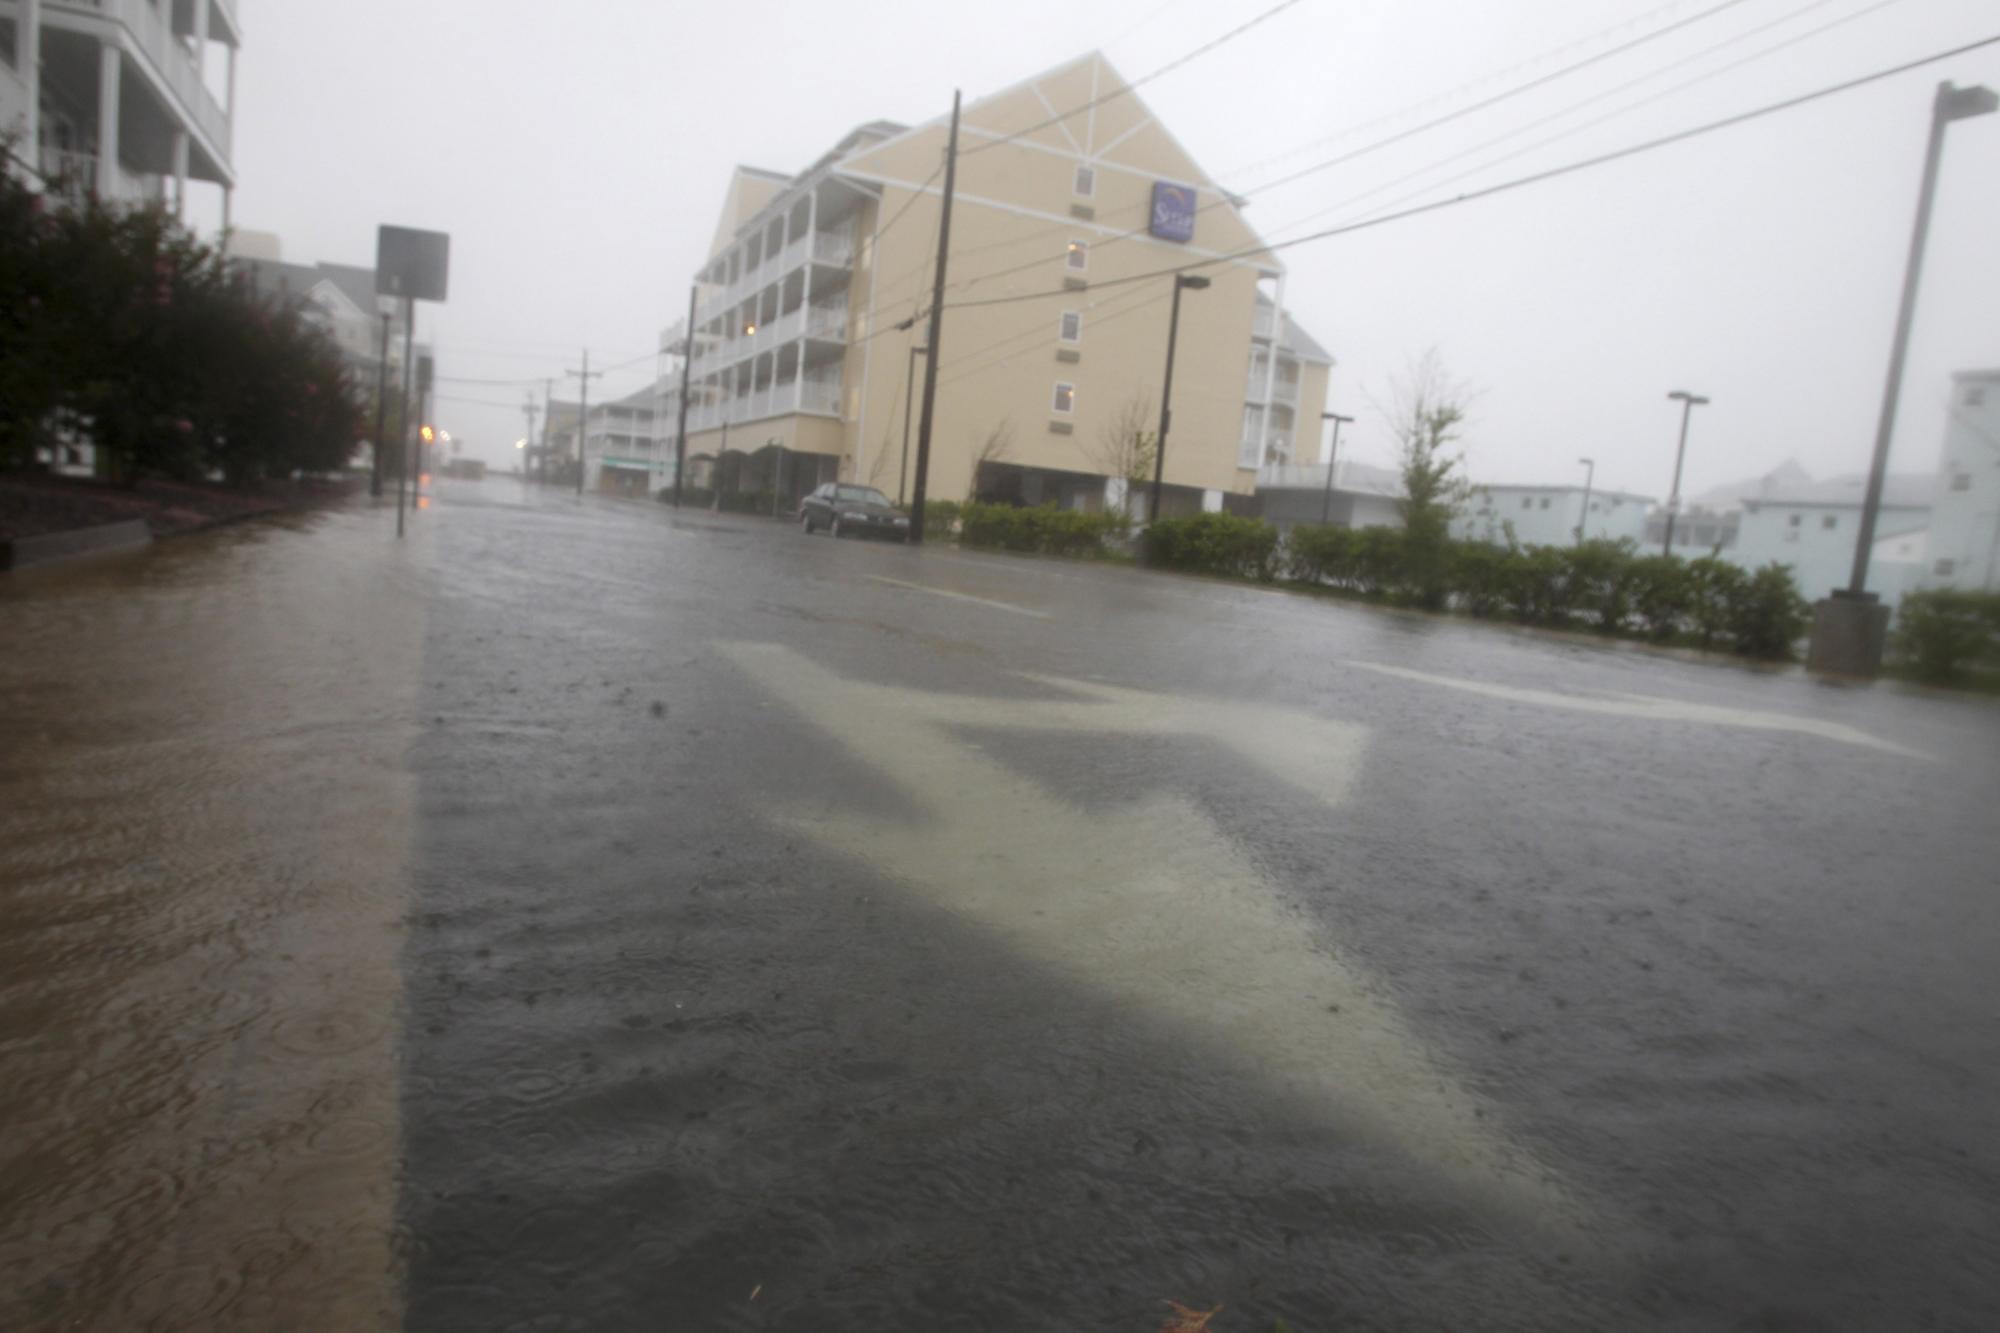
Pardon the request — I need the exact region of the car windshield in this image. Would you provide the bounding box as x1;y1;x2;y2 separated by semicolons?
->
835;486;892;506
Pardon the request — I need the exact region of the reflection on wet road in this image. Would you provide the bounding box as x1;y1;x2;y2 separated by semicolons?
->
5;480;1998;1330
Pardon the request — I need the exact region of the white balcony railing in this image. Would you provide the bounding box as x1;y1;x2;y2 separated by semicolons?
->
798;378;842;417
805;300;848;340
810;229;854;266
1272;377;1300;407
1252;307;1276;340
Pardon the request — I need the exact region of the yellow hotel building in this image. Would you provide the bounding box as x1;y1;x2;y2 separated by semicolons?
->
669;51;1333;516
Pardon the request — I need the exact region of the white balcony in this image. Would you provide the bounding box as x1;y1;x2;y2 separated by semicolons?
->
1272;376;1300;407
797;378;842;416
805;299;848;341
1252;307;1275;341
810;229;853;266
45;0;234;159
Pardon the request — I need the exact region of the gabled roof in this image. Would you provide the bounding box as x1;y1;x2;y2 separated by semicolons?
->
1740;472;1932;510
1256;293;1333;365
1471;482;1657;505
315;263;383;316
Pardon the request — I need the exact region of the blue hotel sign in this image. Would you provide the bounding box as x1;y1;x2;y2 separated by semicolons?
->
1149;181;1197;243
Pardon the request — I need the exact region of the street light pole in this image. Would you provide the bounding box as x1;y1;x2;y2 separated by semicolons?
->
1847;80;1998;594
1576;456;1595;546
1319;411;1353;525
1149;273;1210;525
1661;390;1708;557
673;284;696;510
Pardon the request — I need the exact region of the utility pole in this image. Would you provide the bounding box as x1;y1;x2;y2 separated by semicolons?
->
395;296;415;538
909;91;961;545
522;395;539;479
674;285;696;509
900;341;927;506
370;310;391;498
1149;273;1210;525
567;350;602;498
539;378;553;485
1576;456;1596;546
1660;389;1708;557
1319;411;1353;525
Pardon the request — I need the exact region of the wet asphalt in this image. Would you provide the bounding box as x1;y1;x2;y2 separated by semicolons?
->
5;478;1998;1331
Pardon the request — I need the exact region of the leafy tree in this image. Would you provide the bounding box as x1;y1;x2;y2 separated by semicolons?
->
1383;349;1473;609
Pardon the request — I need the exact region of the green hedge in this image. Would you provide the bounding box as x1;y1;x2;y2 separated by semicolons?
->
920;498;961;536
716;488;778;515
1142;512;1280;581
1285;525;1812;660
656;485;714;508
1894;589;2000;682
957;501;1125;557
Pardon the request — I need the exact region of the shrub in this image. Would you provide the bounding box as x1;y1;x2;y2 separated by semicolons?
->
717;488;777;515
957;501;1121;557
1628;554;1692;641
1685;556;1744;650
1142;512;1280;581
1564;538;1639;633
1728;561;1811;659
1894;589;2000;682
1351;526;1406;599
1285;523;1355;587
657;485;713;508
1504;545;1570;625
922;498;961;536
1451;541;1510;618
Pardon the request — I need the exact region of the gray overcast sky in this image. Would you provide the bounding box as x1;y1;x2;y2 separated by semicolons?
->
217;0;2000;498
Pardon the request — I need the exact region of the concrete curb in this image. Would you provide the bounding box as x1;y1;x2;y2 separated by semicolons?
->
0;519;152;572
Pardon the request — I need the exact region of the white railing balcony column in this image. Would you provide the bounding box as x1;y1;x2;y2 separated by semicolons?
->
811;229;854;266
805;300;848;340
1251;308;1275;340
1272;378;1300;407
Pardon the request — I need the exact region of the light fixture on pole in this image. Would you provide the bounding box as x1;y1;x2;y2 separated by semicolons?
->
1576;456;1596;546
1810;79;1996;675
1319;411;1354;525
1661;390;1708;557
1148;273;1210;525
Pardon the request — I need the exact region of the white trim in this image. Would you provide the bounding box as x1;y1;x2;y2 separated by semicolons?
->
1052;381;1076;414
1095;115;1154;159
829;173;1281;276
1059;310;1082;344
1030;82;1085;155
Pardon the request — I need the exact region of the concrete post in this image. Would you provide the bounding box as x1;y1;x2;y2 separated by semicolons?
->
171;129;189;218
96;42;120;197
21;0;41;166
192;0;211;79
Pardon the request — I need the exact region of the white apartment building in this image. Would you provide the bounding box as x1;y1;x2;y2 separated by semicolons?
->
556;384;662;496
0;0;239;221
1454;483;1656;548
1921;368;2000;592
1254;458;1404;535
229;246;410;389
1732;473;1932;608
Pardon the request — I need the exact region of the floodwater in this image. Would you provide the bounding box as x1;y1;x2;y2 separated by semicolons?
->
0;508;426;1330
5;482;1999;1331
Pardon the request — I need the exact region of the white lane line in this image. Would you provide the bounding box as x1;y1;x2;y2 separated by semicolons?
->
1345;660;1931;760
866;575;1050;619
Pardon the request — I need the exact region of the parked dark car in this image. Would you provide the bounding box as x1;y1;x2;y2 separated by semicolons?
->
799;483;911;541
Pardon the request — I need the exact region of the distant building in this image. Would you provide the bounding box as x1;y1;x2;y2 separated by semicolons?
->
229;248;407;388
1253;459;1403;535
1732;472;1932;608
2;0;242;222
546;384;664;496
1920;368;2000;591
1454;483;1655;548
1642;458;1814;553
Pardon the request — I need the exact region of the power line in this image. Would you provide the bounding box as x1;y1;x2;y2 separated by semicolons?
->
950;0;1768;297
935;33;2000;313
1260;0;1896;248
961;0;1312;159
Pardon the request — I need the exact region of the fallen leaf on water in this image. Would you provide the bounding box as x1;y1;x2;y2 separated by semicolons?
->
1161;1300;1222;1332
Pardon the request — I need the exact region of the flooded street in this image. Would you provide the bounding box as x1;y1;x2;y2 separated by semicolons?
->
5;482;1999;1330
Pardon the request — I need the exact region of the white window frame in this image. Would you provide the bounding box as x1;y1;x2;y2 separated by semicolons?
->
1052;381;1076;415
1058;311;1082;344
1065;239;1088;272
1074;163;1096;198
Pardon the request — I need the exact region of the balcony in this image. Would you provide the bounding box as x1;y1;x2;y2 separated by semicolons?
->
1271;376;1299;407
805;299;848;340
1252;307;1276;340
47;0;234;158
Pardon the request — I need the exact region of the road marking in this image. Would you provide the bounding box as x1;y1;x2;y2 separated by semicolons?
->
866;575;1050;619
1345;660;1930;760
717;642;1593;1240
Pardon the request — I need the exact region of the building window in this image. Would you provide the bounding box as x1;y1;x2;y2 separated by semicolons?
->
1052;381;1075;414
1521;497;1532;510
1935;558;1957;576
1968;386;1987;406
1066;240;1088;272
1074;164;1096;198
1951;473;1972;492
1788;514;1803;527
1059;311;1082;344
1822;515;1837;530
1539;497;1551;510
